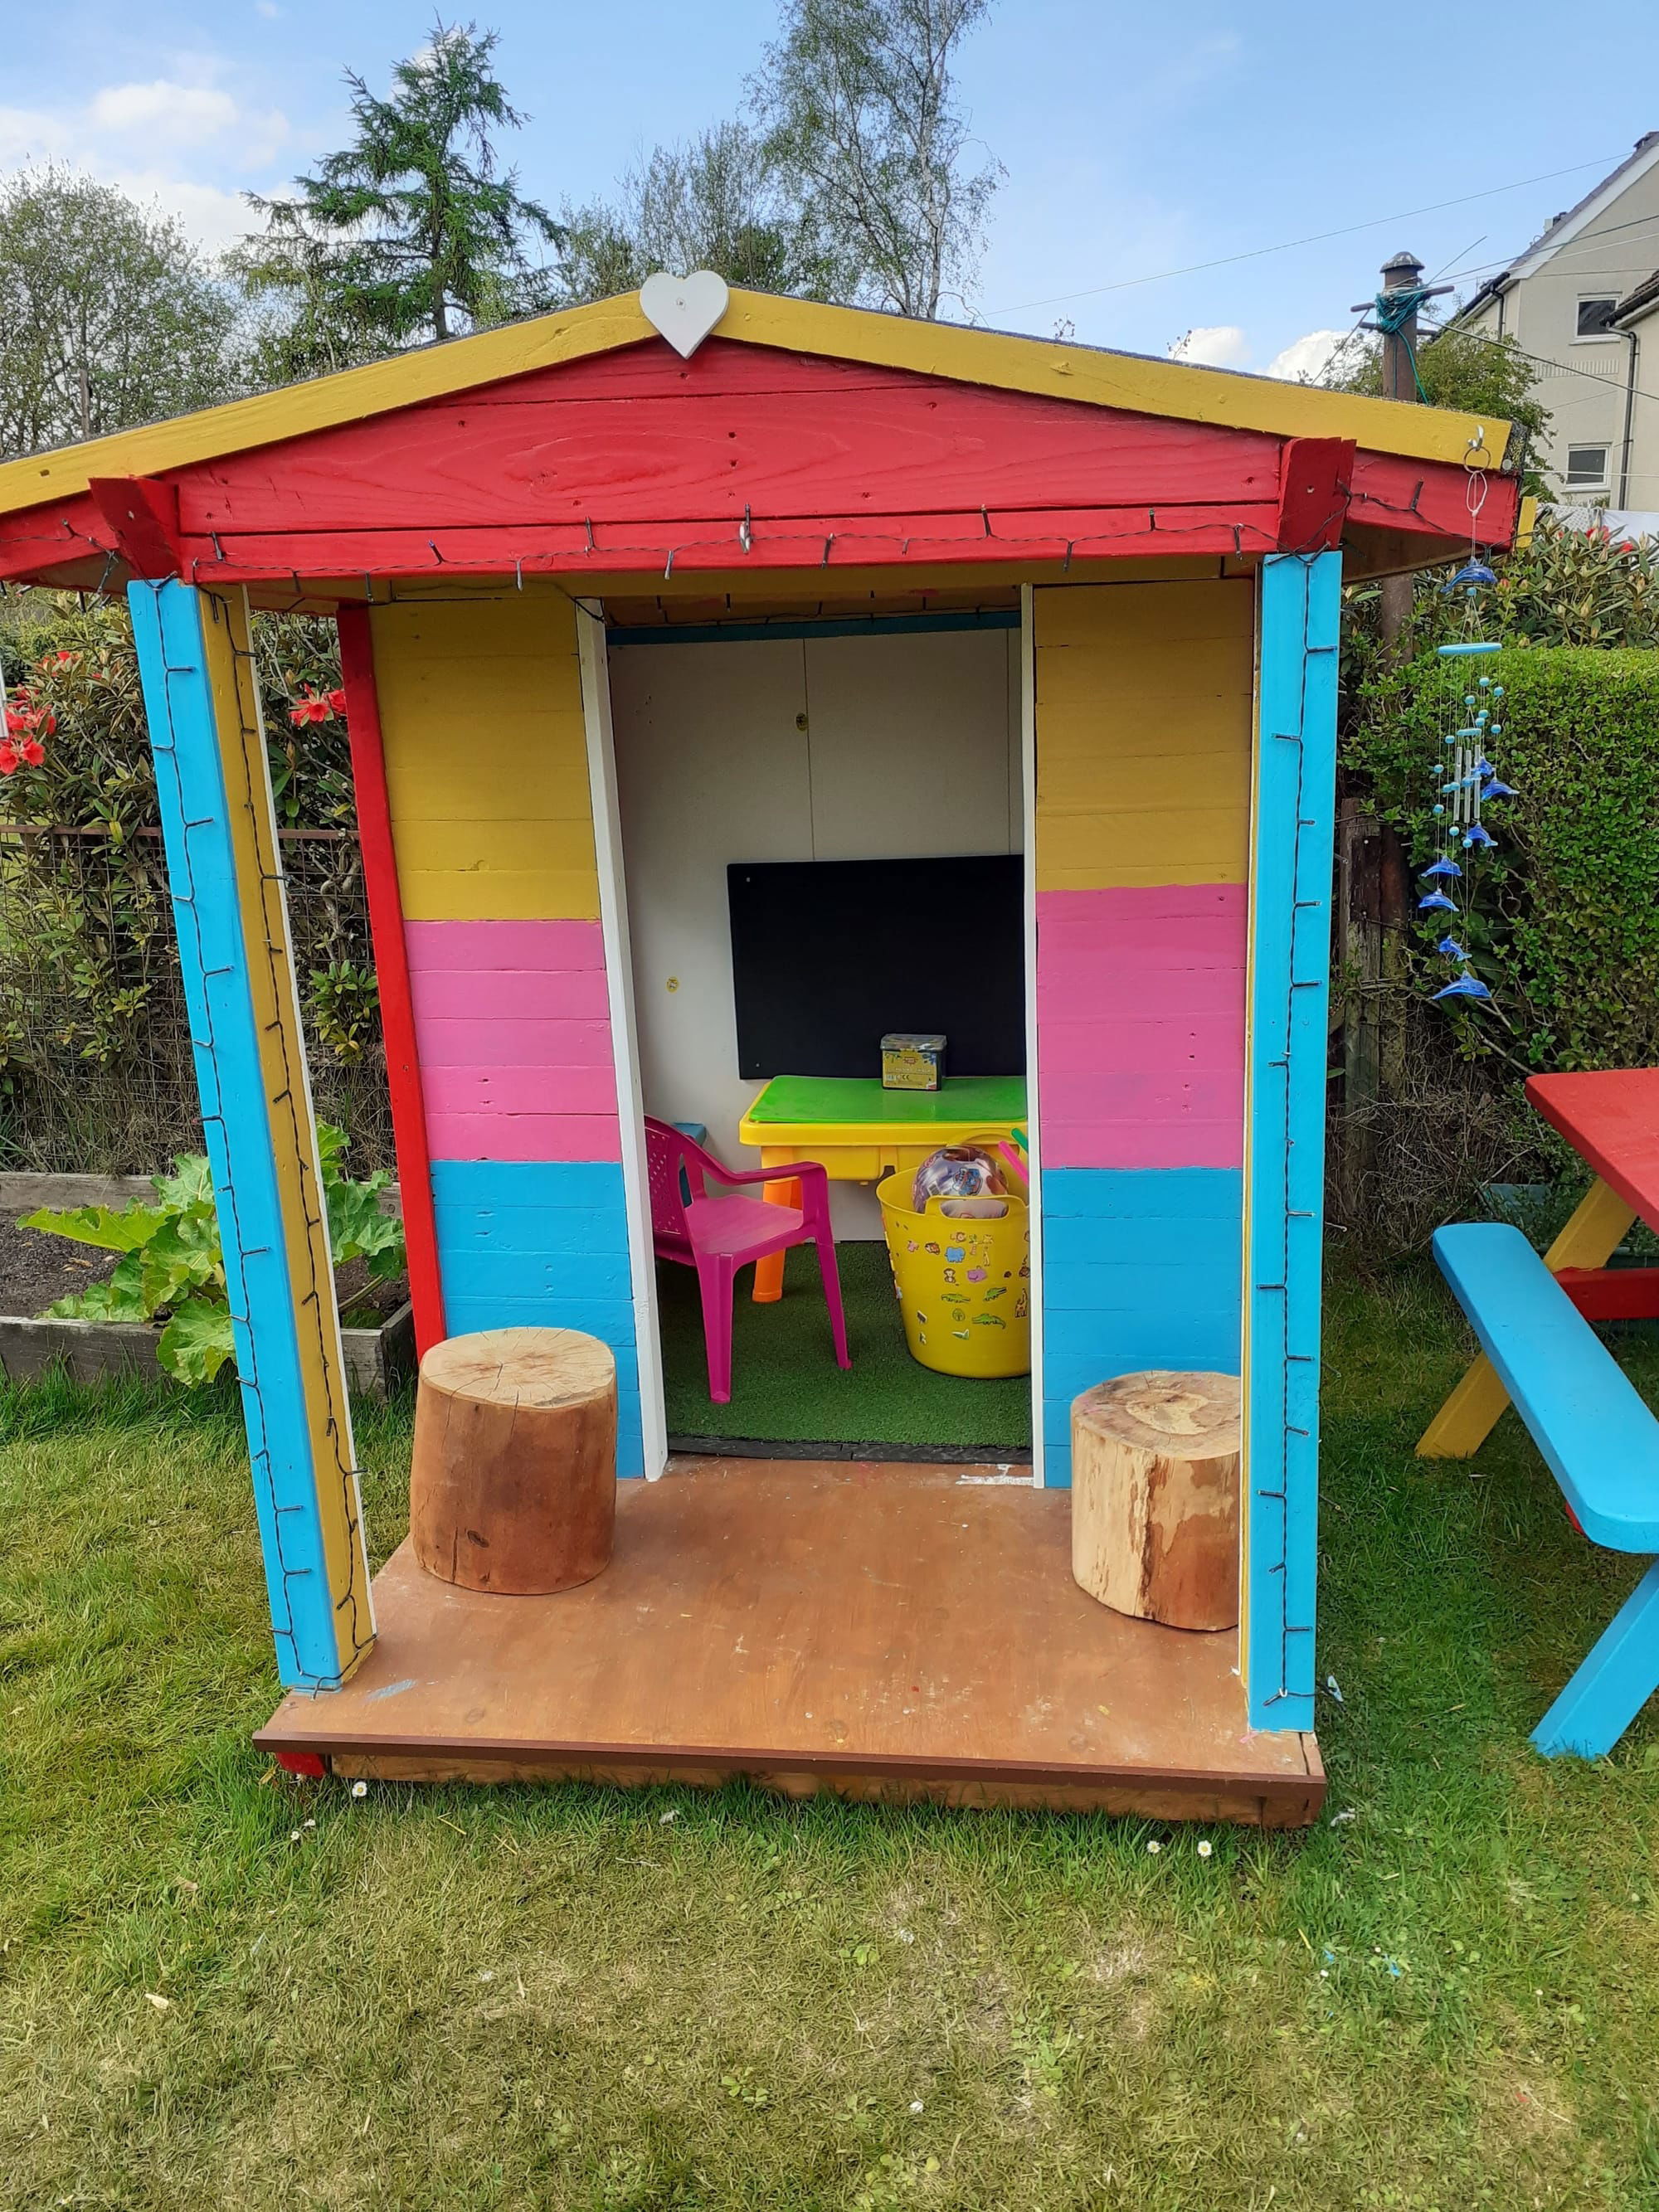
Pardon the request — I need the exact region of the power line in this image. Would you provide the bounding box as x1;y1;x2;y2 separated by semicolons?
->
985;153;1628;318
1429;206;1659;297
1420;314;1659;418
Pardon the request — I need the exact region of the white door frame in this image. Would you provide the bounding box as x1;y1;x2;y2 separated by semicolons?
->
1019;584;1046;1488
575;600;669;1479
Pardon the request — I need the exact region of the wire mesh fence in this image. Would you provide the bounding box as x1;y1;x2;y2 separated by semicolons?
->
0;819;392;1176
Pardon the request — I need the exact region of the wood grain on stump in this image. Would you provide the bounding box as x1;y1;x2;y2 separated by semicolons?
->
411;1327;617;1595
1070;1370;1241;1631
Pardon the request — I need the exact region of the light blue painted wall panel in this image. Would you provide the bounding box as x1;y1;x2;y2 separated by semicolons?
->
431;1155;644;1475
129;581;347;1688
1035;1166;1244;1489
1042;1167;1243;1220
1243;552;1341;1731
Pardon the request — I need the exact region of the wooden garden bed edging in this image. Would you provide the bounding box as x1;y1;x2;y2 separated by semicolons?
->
0;1303;414;1398
0;1172;412;1398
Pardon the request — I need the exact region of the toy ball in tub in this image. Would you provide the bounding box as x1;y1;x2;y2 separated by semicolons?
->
911;1145;1003;1213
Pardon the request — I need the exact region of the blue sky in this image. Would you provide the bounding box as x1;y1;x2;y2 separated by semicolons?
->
5;0;1657;377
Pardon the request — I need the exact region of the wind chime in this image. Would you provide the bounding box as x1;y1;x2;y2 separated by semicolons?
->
1416;436;1515;1003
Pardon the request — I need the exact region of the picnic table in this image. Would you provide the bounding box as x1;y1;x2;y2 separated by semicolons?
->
1419;1067;1659;1459
1419;1066;1659;1757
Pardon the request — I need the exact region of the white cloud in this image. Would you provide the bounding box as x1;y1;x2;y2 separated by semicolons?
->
90;81;241;142
255;1;283;15
1168;324;1249;369
0;71;289;249
1267;328;1355;385
0;104;71;167
105;169;257;253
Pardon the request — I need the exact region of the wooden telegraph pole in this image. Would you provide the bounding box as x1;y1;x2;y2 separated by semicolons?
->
1335;252;1450;1191
1353;250;1453;647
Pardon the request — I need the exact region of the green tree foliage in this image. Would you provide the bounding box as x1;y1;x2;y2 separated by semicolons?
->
552;123;834;306
234;17;558;372
0;169;238;460
0;598;376;1170
556;0;1001;315
1348;637;1659;1077
752;0;1002;318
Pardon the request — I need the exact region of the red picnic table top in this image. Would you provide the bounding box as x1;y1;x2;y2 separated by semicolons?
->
1526;1067;1659;1234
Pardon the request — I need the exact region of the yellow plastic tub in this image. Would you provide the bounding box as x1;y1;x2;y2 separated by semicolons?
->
877;1170;1031;1378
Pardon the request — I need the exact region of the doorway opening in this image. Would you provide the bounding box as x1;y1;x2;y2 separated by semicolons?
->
606;605;1033;1463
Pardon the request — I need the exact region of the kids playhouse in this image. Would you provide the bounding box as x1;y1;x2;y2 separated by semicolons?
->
0;282;1519;1820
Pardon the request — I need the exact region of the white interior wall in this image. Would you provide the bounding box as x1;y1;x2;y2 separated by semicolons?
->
609;625;1020;1237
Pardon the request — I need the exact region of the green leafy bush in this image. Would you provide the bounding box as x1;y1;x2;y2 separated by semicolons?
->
23;1123;405;1384
1346;643;1659;1074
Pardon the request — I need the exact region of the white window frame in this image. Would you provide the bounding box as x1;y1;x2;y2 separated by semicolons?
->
1574;294;1622;343
1564;442;1613;490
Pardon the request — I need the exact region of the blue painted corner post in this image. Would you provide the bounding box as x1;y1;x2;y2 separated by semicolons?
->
1243;551;1341;1733
129;579;375;1690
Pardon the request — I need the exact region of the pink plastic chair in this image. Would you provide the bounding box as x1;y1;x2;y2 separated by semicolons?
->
644;1117;851;1405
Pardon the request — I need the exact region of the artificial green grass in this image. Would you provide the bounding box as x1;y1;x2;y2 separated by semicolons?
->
1;1265;1657;2208
657;1239;1032;1451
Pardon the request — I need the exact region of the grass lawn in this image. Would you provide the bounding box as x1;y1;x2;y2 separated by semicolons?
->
2;1261;1657;2210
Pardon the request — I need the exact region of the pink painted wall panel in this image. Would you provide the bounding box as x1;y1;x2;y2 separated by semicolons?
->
1040;1069;1242;1125
404;917;607;972
406;915;621;1163
426;1111;623;1162
1036;883;1245;1171
410;965;611;1021
1039;1014;1244;1076
415;1016;615;1070
422;1064;620;1117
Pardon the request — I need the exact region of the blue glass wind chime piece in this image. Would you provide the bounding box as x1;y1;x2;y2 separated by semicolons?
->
1418;497;1513;1004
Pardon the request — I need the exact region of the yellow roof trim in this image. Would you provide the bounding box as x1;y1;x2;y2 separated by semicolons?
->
0;285;1511;519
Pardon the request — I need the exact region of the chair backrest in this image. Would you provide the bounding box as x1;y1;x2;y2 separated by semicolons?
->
644;1117;722;1245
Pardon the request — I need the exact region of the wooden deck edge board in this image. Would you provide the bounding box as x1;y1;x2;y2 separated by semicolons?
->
252;1719;1321;1801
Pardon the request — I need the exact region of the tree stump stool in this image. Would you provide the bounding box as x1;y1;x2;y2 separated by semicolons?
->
1070;1371;1241;1631
411;1327;617;1595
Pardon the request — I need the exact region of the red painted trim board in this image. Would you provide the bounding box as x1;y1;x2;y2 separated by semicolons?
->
337;605;447;1357
1554;1266;1659;1321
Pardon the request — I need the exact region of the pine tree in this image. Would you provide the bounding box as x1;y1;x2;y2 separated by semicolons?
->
235;17;558;368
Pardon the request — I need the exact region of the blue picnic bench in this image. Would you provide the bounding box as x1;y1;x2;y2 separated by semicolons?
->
1432;1222;1659;1758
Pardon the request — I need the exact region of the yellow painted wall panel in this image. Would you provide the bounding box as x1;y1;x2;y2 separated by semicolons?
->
1037;809;1248;882
370;591;600;921
1037;747;1248;816
391;815;599;878
398;868;601;923
1033;578;1254;891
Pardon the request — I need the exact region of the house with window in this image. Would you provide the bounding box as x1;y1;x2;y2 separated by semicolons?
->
1452;134;1659;507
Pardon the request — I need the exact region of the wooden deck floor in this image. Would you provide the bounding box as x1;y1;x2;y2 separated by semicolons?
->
258;1459;1322;1825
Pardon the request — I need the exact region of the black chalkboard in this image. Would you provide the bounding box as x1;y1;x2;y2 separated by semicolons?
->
727;855;1025;1080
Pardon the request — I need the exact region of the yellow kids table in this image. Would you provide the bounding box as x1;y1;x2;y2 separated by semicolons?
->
737;1072;1027;1301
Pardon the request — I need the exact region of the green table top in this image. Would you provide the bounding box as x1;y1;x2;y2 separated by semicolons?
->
742;1073;1027;1128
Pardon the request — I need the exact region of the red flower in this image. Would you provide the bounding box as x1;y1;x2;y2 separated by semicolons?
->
0;743;17;776
4;707;36;737
35;710;54;737
327;687;348;716
54;650;78;664
288;692;332;726
20;737;45;766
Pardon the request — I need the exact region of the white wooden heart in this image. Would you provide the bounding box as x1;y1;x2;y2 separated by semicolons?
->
640;270;730;358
